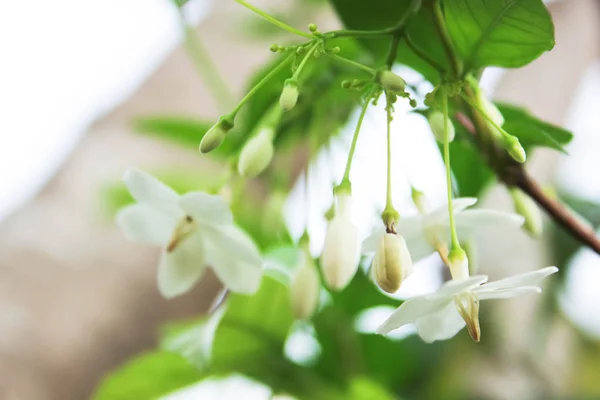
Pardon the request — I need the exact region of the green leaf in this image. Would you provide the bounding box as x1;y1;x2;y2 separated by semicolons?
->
448;140;495;197
497;103;573;152
445;0;555;69
133;116;212;149
92;351;201;400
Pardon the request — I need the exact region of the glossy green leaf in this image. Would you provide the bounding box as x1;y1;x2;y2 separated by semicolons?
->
93;351;201;400
448;140;496;198
497;103;573;152
444;0;555;69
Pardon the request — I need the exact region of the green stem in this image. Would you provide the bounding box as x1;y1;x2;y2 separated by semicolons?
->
384;95;394;212
234;0;313;39
341;90;374;183
442;94;460;249
326;53;375;75
231;53;294;116
177;9;235;111
405;34;446;73
324;29;394;39
292;42;319;81
432;0;461;78
385;33;402;68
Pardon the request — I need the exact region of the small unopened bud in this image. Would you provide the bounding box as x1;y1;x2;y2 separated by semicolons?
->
199;117;233;153
409;98;417;108
341;80;351;89
280;80;299;112
237;128;274;178
321;194;360;291
372;233;413;293
448;247;469;280
510;188;543;237
270;44;279;53
503;136;526;163
411;188;430;215
308;23;317;33
428;110;455;143
290;254;320;319
376;70;406;93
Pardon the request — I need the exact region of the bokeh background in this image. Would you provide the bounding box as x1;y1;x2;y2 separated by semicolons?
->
2;0;600;399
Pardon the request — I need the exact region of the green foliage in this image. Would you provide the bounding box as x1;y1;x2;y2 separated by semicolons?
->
93;351;201;400
133;116;212;149
444;0;555;70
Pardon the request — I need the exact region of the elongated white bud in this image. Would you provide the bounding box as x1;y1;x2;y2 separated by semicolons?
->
503;135;527;163
510;188;543;237
428;111;455;143
199;117;233;153
290;255;320;319
321;194;360;291
372;233;413;293
280;80;299;112
376;70;406;93
237;128;274;178
476;89;504;127
448;247;469;281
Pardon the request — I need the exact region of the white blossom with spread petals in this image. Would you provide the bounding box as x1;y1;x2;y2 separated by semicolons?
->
377;267;558;342
362;198;525;264
116;169;263;298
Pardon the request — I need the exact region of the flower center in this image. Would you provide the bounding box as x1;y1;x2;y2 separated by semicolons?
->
166;215;197;252
454;292;481;342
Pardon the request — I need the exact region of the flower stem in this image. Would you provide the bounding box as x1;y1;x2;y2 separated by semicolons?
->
405;33;446;73
442;93;460;249
384;94;395;213
292;41;319;81
231;53;294;116
432;0;461;78
326;53;376;75
341;89;374;186
234;0;314;39
459;91;512;142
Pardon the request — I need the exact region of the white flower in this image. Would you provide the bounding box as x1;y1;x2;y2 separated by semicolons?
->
377;266;558;342
116;169;263;298
362;198;524;264
290;253;320;319
321;194;360;291
372;233;413;293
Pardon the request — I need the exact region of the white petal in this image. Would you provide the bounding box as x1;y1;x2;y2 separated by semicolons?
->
321;216;360;290
361;229;385;254
376;296;451;335
477;286;541;300
415;302;466;343
427;197;478;224
203;225;263;294
179;192;233;226
116;204;177;246
435;275;488;297
402;234;436;263
123;169;181;217
395;216;427;238
475;266;558;292
157;233;206;298
456;209;524;236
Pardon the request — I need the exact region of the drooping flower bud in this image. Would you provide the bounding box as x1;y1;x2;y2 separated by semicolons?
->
199;117;234;153
376;70;406;93
510;188;543;237
372;233;413;293
280;80;299;112
476;88;504;127
448;247;469;281
237;128;275;178
503;135;527;163
290;254;320;319
428;110;455;143
321;194;360;291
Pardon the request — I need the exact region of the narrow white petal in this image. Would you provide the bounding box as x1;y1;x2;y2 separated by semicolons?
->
179;192;233;226
475;266;558;293
157;234;206;298
415;302;466;343
321;216;360;290
427;197;478;224
395;216;435;262
123;169;181;216
361;229;385;254
477;286;541;300
395;216;427;238
116;204;177;246
376;296;451;335
455;209;524;236
435;275;488;297
203;225;263;294
403;235;436;263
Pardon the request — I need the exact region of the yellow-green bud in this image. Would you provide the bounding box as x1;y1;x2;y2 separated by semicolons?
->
199;117;233;153
510;188;543;237
308;23;317;33
476;89;504;127
428;110;455;143
237;128;274;178
280;80;299;112
290;254;320;319
448;247;469;280
376;70;406;93
372;233;413;293
503;136;526;163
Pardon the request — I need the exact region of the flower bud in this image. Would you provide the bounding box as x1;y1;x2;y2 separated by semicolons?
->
290;254;320;319
237;128;275;178
476;89;504;127
321;194;360;291
448;247;469;280
503;135;526;163
376;70;406;93
372;233;413;293
280;80;299;112
199;117;233;153
428;110;455;143
510;188;543;237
